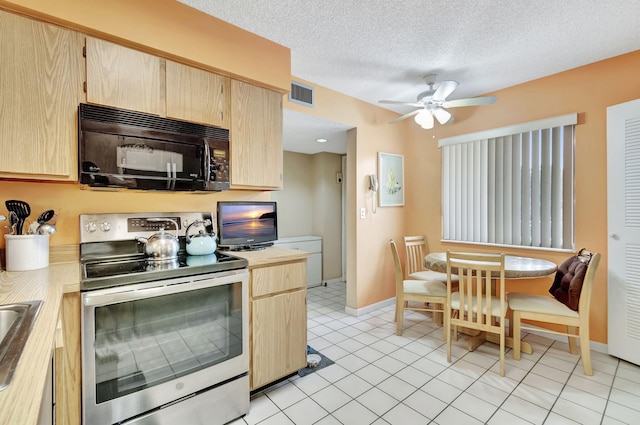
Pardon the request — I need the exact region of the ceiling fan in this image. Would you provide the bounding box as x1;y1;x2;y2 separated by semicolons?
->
378;74;497;129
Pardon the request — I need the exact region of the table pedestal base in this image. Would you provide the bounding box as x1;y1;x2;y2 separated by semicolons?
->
466;332;533;355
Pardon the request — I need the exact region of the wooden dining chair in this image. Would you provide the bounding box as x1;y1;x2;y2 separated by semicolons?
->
507;250;600;375
445;251;508;376
390;239;447;337
403;235;457;283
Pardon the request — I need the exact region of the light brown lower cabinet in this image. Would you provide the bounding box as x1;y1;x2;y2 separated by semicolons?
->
57;292;81;425
250;261;307;390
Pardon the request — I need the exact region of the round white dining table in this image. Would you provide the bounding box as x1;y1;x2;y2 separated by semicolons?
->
424;252;558;279
424;251;558;355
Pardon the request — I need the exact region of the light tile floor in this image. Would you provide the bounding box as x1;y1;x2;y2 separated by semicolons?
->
231;282;640;425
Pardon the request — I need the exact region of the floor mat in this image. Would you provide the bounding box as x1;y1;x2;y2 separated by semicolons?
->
297;346;335;377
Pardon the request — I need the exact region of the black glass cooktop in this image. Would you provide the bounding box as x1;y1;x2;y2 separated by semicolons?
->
81;251;247;291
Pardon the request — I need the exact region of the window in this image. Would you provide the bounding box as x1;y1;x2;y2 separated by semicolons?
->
439;114;576;250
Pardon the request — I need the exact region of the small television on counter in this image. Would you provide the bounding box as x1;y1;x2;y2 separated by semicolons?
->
216;201;278;251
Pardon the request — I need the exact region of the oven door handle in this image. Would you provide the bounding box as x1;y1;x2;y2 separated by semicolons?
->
83;285;171;306
82;270;248;306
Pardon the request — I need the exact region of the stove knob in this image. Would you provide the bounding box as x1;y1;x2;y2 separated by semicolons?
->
86;221;97;233
101;222;111;232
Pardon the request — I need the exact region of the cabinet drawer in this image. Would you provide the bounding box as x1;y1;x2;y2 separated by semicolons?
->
251;261;306;297
274;240;321;253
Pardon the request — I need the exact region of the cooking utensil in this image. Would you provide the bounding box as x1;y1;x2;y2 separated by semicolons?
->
8;211;18;235
36;223;56;235
185;219;216;256
37;209;55;224
5;200;30;235
136;219;180;261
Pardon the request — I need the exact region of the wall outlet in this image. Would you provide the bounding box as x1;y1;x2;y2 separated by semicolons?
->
360;208;366;219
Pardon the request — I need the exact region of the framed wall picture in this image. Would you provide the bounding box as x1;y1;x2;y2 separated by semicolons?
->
378;152;404;207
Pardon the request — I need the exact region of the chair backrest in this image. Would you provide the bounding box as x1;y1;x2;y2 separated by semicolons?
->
389;239;404;295
403;235;429;278
447;251;506;326
578;250;601;315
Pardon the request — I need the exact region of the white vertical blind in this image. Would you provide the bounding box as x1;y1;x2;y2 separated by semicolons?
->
440;114;576;250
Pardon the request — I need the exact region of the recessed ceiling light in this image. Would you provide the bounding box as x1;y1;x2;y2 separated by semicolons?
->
315;138;328;143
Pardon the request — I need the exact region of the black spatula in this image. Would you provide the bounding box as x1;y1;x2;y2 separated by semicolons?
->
5;200;31;235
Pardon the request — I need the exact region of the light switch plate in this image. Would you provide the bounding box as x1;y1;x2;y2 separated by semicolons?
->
360;208;366;219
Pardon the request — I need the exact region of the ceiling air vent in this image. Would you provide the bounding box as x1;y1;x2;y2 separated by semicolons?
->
289;81;314;107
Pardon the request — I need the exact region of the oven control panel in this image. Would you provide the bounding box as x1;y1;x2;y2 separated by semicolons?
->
128;217;182;232
80;212;214;243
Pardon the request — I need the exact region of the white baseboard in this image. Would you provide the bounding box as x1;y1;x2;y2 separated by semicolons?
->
518;323;608;354
323;277;345;286
345;297;395;316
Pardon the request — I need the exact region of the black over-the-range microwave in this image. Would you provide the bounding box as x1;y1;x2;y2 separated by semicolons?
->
78;103;230;192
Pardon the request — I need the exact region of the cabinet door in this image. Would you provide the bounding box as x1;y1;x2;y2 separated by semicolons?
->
85;37;162;116
166;60;230;128
251;290;307;389
231;80;283;189
0;11;83;180
57;292;81;425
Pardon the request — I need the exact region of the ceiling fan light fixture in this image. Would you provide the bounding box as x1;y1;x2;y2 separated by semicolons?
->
433;108;453;125
414;109;434;129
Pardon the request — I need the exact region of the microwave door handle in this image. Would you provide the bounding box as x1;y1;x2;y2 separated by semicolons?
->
166;162;172;190
172;162;177;190
204;143;211;181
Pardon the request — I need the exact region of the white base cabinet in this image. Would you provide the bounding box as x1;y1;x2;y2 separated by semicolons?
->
274;236;322;287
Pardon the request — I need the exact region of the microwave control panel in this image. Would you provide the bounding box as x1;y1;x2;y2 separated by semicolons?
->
205;141;230;190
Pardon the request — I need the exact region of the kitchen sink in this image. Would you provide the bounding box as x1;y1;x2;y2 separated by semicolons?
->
0;300;43;391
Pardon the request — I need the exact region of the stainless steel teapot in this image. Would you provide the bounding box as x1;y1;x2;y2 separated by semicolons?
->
185;219;217;256
136;219;180;261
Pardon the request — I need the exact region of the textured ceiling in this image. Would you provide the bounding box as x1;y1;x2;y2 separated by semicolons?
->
180;0;640;154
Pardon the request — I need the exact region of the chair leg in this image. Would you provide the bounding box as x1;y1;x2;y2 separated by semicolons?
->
445;306;451;363
395;296;404;336
506;307;513;337
513;311;521;360
499;327;505;377
433;304;443;326
452;310;459;341
567;326;579;355
579;325;593;375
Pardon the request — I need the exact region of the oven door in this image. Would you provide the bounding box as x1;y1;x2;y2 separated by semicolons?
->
81;269;249;425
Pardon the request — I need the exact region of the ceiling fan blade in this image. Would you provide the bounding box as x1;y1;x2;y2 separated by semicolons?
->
379;100;424;107
443;95;497;108
389;109;421;124
432;108;452;125
432;80;459;102
414;110;434;129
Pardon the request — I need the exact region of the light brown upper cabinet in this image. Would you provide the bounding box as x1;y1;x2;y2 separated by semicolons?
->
165;60;230;128
0;10;84;180
85;37;163;116
230;80;283;189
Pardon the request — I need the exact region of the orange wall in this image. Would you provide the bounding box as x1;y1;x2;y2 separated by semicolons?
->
285;79;413;310
404;50;640;344
0;0;290;92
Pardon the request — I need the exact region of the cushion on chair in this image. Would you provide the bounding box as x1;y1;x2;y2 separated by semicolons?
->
403;279;447;296
408;270;459;283
507;292;579;318
450;292;505;317
548;250;590;311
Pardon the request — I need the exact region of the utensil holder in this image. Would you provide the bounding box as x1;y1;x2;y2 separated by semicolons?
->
4;234;49;271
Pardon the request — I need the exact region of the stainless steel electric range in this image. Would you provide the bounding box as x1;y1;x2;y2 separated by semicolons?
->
79;212;250;425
